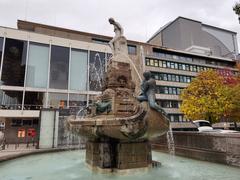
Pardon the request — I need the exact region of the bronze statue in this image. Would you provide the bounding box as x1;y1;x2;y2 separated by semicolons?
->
137;71;168;118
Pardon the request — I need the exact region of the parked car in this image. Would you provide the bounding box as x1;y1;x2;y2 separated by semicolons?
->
193;120;239;133
192;120;213;132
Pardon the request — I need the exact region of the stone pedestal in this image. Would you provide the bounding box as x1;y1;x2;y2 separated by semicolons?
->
86;140;152;170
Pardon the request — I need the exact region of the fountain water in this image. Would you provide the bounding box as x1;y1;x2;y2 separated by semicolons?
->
1;150;240;180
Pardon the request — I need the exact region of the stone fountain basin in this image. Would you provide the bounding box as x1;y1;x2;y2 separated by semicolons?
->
67;102;169;141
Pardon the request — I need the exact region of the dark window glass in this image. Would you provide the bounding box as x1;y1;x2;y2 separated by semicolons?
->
0;90;23;110
172;101;179;108
172;87;177;94
173;115;180;122
177;88;181;95
154;59;159;67
11;119;22;127
153;73;159;80
159;86;165;94
23;120;32;126
178;63;183;70
182;64;186;70
1;38;27;86
127;45;137;55
24;92;46;110
190;65;193;71
158;60;163;67
186;57;192;62
150;59;154;66
0;37;3;69
164;87;169;94
170;62;175;69
166;54;172;59
92;38;109;45
176;75;179;82
185;64;190;71
49;45;69;89
180;56;186;61
174;63;178;69
163;74;167;81
167;74;171;81
162;61;167;68
145;59;150;66
192;65;197;72
183;76;187;83
167;61;171;68
89;51;105;91
159;73;164;80
179;76;184;82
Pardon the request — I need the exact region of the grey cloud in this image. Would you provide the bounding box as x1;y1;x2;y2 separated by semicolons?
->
0;0;239;48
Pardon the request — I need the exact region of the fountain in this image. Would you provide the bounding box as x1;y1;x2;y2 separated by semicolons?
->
67;18;169;171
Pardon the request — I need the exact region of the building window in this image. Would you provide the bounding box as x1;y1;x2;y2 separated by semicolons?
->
157;86;183;95
159;100;180;108
150;59;154;66
69;94;87;108
154;59;159;67
92;38;109;45
151;71;193;83
1;38;27;87
70;49;88;91
167;61;171;68
26;42;49;88
172;87;177;95
145;58;150;66
167;74;171;81
0;37;3;69
158;60;163;67
0;90;23;110
49;45;69;89
127;45;137;55
24;92;46;110
89;51;105;91
48;93;68;108
166;54;172;59
176;75;179;82
178;63;183;70
162;61;167;68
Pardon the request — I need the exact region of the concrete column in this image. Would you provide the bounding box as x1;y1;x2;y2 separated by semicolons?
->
39;109;59;149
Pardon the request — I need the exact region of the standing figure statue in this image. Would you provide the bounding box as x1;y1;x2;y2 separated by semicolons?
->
108;18;128;56
137;71;169;119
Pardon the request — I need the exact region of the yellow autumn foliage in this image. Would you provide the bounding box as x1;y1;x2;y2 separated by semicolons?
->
180;70;240;123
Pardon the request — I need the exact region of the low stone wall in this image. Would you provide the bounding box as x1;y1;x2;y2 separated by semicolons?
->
152;132;240;167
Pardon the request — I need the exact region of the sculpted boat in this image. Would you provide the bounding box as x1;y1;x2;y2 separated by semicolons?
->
67;18;169;171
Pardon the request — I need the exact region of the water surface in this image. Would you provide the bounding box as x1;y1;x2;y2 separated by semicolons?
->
0;150;239;180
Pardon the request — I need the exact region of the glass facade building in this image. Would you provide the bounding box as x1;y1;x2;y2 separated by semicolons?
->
0;30;110;111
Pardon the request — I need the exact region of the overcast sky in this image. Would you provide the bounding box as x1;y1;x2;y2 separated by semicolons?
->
0;0;240;44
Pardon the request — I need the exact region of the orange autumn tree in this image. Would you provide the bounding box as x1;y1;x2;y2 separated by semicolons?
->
180;70;233;123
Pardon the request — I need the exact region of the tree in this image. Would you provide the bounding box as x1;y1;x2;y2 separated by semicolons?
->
233;2;240;23
180;70;233;123
226;84;240;121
